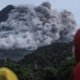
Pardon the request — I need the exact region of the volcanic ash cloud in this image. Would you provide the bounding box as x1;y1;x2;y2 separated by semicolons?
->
0;2;78;50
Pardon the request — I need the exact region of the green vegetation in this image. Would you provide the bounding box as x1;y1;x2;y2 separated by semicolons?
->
0;56;75;80
0;42;75;80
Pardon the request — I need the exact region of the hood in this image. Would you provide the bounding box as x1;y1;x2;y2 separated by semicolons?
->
74;29;80;62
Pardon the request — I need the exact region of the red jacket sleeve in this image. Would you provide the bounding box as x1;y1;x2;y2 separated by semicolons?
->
70;63;80;80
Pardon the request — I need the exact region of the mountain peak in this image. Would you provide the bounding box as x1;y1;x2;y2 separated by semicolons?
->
0;5;15;22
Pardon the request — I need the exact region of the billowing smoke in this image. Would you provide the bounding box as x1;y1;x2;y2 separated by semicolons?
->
0;2;78;50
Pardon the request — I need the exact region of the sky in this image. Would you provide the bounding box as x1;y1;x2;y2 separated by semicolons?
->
0;0;80;25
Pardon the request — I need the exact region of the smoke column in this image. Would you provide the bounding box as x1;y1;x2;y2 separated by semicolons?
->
0;2;78;50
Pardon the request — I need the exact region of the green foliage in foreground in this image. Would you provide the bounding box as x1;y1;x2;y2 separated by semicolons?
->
0;56;75;80
0;42;74;80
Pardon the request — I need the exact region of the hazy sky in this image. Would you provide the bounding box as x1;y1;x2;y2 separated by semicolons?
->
0;0;80;25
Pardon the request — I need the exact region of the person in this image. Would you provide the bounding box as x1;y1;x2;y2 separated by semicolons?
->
70;29;80;80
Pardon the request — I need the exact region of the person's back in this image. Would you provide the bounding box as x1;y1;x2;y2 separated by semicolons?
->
70;29;80;80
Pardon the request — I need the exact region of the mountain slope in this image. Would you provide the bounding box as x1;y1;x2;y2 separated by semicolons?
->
0;5;14;22
19;42;73;68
